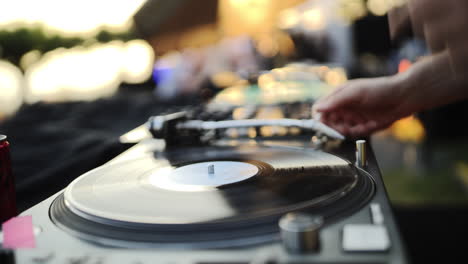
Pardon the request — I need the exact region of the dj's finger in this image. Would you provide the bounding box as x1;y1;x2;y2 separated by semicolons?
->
314;83;361;112
362;120;379;134
348;124;367;138
342;111;367;128
317;112;335;129
333;122;348;136
328;112;340;124
313;86;343;112
318;112;345;135
349;119;385;137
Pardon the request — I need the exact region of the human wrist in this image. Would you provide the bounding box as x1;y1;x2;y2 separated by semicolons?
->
389;69;422;114
393;52;466;113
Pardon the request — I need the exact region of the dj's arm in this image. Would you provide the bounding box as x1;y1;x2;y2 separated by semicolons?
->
314;49;468;138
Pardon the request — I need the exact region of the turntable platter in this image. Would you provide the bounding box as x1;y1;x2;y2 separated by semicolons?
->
50;145;374;248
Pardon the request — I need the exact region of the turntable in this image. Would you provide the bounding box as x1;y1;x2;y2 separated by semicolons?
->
7;95;408;263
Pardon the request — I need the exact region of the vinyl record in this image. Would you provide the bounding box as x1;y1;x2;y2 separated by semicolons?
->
50;144;374;248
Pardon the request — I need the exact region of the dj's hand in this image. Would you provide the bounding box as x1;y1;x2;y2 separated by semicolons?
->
314;0;468;138
313;76;411;138
313;52;468;138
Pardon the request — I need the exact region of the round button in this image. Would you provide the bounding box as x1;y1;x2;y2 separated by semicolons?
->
279;213;323;254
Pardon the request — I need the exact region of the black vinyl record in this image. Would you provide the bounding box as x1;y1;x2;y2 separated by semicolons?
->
50;144;374;248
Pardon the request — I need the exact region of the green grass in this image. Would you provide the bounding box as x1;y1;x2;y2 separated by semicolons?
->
382;167;468;206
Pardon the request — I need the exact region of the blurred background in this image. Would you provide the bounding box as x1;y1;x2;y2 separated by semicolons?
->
0;0;467;263
0;0;404;115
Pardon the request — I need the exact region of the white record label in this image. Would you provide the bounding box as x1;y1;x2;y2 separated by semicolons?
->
149;161;258;192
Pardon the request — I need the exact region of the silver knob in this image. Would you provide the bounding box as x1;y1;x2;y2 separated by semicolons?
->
355;140;367;167
279;213;323;254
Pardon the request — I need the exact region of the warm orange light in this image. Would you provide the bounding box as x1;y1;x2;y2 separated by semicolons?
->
325;68;347;86
278;9;301;29
256;107;285;119
256;35;279;58
390;116;425;143
317;66;330;79
398;59;412;73
248;128;257;138
233;107;252;120
258;73;276;89
302;8;325;31
215;86;246;105
219;0;275;37
338;0;367;23
211;71;240;88
367;0;390;16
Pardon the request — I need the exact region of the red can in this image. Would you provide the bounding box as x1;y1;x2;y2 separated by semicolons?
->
0;135;17;223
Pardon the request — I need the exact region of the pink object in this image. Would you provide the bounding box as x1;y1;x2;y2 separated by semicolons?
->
2;215;36;249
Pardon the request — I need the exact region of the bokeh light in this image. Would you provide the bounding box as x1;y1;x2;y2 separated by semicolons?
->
19;50;42;71
0;0;146;37
219;0;276;37
25;40;154;103
324;68;347;86
302;8;326;31
278;9;301;29
121;39;155;84
0;61;24;116
367;0;391;16
398;59;412;73
338;0;367;22
390;116;426;143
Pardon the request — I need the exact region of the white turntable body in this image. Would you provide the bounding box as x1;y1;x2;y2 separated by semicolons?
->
10;136;408;264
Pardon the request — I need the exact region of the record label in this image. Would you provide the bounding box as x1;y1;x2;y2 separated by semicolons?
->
150;161;259;192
